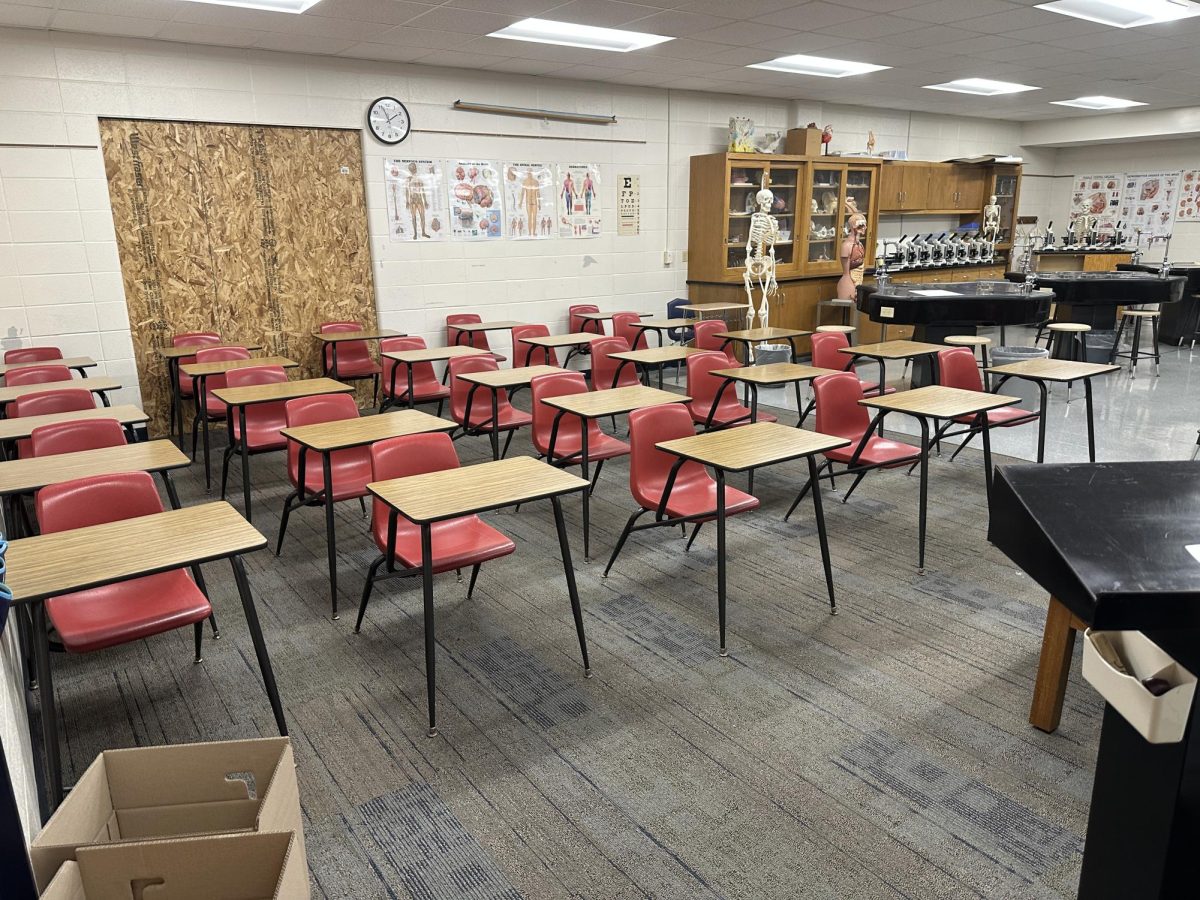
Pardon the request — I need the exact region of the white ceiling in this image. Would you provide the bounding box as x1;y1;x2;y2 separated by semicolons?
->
3;0;1199;121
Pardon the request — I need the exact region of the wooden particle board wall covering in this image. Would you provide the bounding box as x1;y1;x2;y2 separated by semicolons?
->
99;119;377;435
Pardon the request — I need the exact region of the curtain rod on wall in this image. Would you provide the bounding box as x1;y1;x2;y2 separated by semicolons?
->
0;142;98;149
413;128;645;144
453;100;616;125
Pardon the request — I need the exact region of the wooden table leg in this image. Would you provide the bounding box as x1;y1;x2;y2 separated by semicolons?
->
1030;595;1087;733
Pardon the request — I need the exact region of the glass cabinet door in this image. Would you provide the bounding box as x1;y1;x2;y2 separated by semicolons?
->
845;167;876;265
766;163;799;270
992;170;1018;247
725;161;767;272
806;164;843;270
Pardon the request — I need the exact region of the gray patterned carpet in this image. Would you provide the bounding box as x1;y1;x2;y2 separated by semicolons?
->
33;400;1098;898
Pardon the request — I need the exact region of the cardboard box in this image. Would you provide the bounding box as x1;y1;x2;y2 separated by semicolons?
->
32;738;304;892
784;127;823;156
40;832;308;899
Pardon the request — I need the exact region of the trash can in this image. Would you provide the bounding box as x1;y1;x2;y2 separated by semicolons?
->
752;343;791;366
991;345;1048;405
1084;329;1117;364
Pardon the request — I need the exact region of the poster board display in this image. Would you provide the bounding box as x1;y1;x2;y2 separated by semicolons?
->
1069;173;1122;234
447;160;503;240
503;162;555;239
385;159;447;242
557;163;601;238
1177;170;1200;222
1119;171;1180;240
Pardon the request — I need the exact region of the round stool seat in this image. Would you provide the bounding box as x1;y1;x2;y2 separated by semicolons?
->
816;324;856;334
944;335;992;347
1047;322;1091;332
1123;310;1159;318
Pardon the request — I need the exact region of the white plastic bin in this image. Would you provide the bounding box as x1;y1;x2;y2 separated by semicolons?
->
1082;629;1198;744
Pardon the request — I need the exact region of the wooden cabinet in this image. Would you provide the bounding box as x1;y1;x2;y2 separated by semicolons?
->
955;167;987;211
880;162;929;211
880;162;1000;213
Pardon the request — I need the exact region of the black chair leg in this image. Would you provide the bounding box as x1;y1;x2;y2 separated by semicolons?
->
602;508;649;578
190;564;220;638
685;522;703;551
1111;314;1128;364
948;428;980;461
220;443;235;500
275;490;299;556
500;429;515;458
589;459;605;495
372;374;379;410
190;413;201;460
358;495;367;517
193;621;204;664
467;563;482;599
354;555;387;633
785;478;815;521
841;470;868;503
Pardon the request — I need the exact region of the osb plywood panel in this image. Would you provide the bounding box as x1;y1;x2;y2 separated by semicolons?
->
100;119;377;436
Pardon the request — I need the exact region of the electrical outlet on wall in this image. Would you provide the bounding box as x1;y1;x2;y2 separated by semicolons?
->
681;249;688;263
662;250;673;267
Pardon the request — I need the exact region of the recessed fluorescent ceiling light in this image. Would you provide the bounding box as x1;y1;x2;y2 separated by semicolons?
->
747;54;890;78
179;0;323;11
1051;95;1146;109
1036;0;1200;28
488;18;672;52
924;78;1040;96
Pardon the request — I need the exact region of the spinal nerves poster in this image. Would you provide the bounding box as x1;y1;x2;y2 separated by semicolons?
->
385;159;447;242
1069;173;1122;234
557;163;601;238
448;161;503;240
504;163;555;239
1120;172;1180;240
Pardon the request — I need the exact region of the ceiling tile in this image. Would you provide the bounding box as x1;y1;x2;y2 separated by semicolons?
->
404;6;522;34
623;10;733;37
541;0;663;28
50;10;167;39
300;1;435;25
752;2;873;31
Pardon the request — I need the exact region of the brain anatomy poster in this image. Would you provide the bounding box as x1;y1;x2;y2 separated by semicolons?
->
557;163;601;238
1119;172;1179;240
384;159;447;242
1069;173;1122;234
447;160;503;240
503;162;556;239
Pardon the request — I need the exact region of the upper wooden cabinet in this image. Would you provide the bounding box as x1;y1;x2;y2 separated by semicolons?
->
879;162;995;213
879;162;929;211
687;152;881;284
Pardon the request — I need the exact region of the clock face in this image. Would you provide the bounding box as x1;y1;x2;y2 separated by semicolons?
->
368;97;410;145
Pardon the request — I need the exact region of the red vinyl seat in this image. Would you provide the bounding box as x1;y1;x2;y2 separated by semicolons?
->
934;347;1038;461
589;336;641;391
172;331;221;399
603;404;757;576
693;320;738;364
379;336;450;412
569;303;600;334
611;312;643;349
512;324;560;367
810;331;894;397
4;364;73;419
531;371;629;465
448;355;531;455
355;433;516;630
447;313;506;362
4;346;62;364
30;418;126;457
35;472;213;656
282;393;372;505
685;351;777;430
226;366;288;450
320;321;382;378
193;346;249;419
9;387;95;458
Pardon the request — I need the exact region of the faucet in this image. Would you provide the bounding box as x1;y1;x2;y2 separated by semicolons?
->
1151;234;1173;278
875;250;893;292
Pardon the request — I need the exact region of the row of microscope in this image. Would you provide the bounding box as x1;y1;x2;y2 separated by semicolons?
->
875;232;998;270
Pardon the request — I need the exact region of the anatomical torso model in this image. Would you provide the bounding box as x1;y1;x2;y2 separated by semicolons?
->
838;200;867;302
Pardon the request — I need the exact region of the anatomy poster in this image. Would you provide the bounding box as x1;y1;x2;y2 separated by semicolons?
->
503;162;555;239
557;163;601;238
1069;173;1122;234
385;159;447;242
447;160;503;240
1177;170;1200;222
1119;171;1180;240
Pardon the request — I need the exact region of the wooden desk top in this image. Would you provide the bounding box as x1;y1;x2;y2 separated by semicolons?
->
609;346;707;365
451;320;526;332
0;440;188;496
712;363;839;385
986;358;1120;382
518;332;603;347
314;328;404;342
282;409;453;452
861;385;1021;419
369;455;588;523
180;356;297;377
574;311;651;321
0;377;120;404
383;345;488;364
541;385;687;418
5;502;264;604
841;340;944;360
632;318;700;329
715;327;810;341
457;365;562;389
212;377;351;407
677;302;747;313
0;356;96;377
0;405;148;442
159;343;262;359
658;422;850;473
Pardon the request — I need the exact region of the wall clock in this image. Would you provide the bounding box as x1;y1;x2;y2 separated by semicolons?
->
367;96;411;145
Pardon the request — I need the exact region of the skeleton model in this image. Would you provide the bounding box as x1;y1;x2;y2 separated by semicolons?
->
982;194;1001;244
743;174;780;332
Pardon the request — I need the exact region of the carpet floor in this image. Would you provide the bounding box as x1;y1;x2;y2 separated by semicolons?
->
33;402;1098;899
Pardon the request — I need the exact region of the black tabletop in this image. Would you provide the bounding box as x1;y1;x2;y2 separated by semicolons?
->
1118;263;1200;293
990;462;1200;633
865;281;1052;301
856;281;1052;326
1004;270;1187;305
